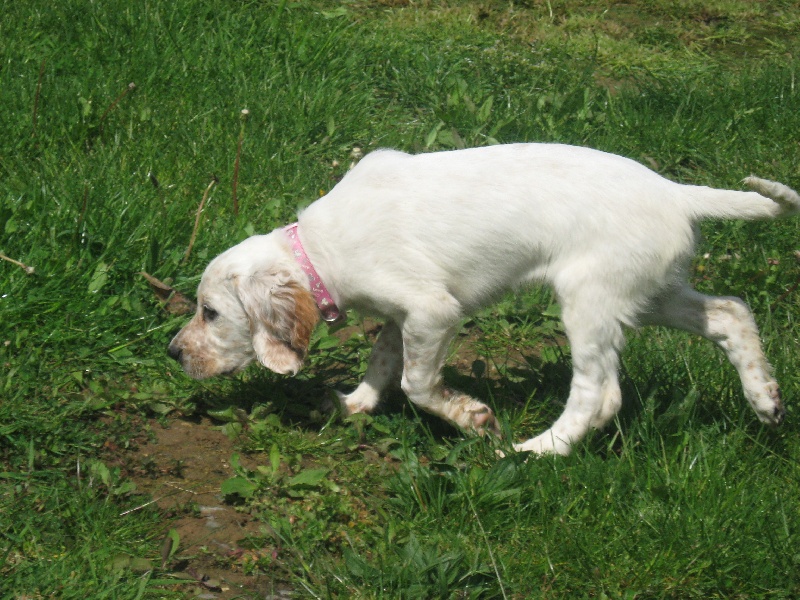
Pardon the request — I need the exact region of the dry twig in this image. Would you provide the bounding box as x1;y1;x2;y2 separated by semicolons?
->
0;252;35;275
232;109;249;216
183;176;218;264
139;271;196;314
98;82;136;133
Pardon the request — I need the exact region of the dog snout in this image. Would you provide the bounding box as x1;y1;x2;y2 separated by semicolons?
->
167;342;183;364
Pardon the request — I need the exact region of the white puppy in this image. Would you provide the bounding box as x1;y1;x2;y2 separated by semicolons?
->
168;143;798;455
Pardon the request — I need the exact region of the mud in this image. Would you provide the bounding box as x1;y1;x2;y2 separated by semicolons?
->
119;417;290;599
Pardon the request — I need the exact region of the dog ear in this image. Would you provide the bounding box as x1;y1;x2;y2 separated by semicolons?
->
236;270;320;375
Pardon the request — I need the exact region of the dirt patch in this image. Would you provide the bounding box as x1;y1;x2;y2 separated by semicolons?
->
107;316;560;597
101;320;389;598
118;417;290;599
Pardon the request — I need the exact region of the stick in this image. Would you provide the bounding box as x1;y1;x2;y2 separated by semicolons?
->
232;109;249;217
0;252;35;275
98;82;136;133
183;176;218;264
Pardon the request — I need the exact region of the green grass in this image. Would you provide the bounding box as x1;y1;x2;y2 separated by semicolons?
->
1;0;800;597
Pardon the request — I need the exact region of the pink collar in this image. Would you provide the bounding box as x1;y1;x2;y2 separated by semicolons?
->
284;223;342;322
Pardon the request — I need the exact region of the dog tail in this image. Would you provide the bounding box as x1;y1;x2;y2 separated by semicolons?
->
690;176;800;221
743;176;800;216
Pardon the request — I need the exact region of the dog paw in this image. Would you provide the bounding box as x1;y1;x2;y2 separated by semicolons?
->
759;381;786;426
513;430;573;456
469;405;502;437
754;382;785;427
326;388;380;417
441;389;501;437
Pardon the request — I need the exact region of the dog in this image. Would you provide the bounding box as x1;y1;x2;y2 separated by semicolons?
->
168;143;798;455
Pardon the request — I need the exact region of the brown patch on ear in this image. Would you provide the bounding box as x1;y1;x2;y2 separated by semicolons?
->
236;272;320;376
287;283;319;360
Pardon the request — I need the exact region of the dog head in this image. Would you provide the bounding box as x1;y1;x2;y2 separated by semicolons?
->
167;234;320;379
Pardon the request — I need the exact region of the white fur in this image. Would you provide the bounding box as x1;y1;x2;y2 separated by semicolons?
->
168;143;796;455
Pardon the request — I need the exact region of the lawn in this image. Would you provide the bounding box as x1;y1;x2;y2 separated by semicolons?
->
1;0;799;597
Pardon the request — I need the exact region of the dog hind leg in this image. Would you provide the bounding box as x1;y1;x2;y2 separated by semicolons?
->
642;284;785;426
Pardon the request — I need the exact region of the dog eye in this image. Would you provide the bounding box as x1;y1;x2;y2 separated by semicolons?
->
202;305;219;322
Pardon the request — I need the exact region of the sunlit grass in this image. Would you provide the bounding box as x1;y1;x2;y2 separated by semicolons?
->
1;0;799;597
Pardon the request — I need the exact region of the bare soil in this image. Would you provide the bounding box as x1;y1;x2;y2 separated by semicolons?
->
117;416;290;599
111;322;383;597
108;319;556;598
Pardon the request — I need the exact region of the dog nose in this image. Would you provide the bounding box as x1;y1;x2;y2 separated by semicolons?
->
167;343;183;363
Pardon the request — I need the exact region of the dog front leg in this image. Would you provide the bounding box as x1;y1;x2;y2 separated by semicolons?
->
515;307;625;456
336;321;403;415
400;318;501;437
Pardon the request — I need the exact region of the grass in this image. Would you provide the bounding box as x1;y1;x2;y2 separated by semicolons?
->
1;0;799;597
